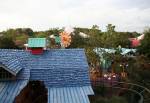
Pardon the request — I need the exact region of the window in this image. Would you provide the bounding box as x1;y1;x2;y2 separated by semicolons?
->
0;67;14;80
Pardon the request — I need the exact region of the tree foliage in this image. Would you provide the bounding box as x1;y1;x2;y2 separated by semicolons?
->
138;28;150;58
106;24;115;34
0;37;18;49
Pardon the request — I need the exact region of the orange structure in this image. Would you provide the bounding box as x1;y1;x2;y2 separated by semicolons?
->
60;31;71;47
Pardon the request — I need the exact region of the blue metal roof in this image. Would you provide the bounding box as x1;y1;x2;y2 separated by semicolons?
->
0;49;90;87
48;86;94;103
0;49;30;103
0;57;23;76
0;49;93;103
29;49;90;87
0;80;28;103
0;50;30;79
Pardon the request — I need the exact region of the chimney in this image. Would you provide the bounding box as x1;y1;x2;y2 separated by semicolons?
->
27;38;47;55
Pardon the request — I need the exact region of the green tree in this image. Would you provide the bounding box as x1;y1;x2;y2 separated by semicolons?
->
15;28;34;36
106;24;115;35
92;25;99;30
99;24;117;47
138;28;150;58
15;34;29;48
85;47;99;64
36;33;47;38
4;29;16;39
0;37;18;49
69;33;86;48
23;28;34;36
46;28;60;35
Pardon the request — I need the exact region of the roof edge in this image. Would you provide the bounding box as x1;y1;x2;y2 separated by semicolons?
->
0;64;17;76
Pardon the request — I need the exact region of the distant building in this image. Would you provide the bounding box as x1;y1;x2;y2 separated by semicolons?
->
79;32;90;38
129;34;145;47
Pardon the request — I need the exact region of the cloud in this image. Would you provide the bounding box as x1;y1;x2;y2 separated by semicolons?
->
112;0;150;9
0;0;149;32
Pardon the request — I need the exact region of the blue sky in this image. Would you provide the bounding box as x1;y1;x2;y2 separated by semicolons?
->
0;0;150;32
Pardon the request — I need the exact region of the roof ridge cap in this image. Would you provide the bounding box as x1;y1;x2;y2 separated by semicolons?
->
0;49;25;52
46;48;84;51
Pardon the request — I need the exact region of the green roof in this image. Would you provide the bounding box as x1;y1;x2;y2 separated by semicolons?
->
28;38;46;47
55;36;61;44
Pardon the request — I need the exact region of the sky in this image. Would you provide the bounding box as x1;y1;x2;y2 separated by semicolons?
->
0;0;150;32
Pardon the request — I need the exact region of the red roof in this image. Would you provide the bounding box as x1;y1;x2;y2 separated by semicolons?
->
129;34;145;47
130;38;140;47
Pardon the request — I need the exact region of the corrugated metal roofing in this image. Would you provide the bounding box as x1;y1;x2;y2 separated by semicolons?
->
0;50;30;79
0;49;30;103
94;48;136;56
28;38;46;47
29;49;90;87
0;80;28;103
0;57;23;76
48;86;94;103
121;48;136;55
0;49;90;87
0;49;93;103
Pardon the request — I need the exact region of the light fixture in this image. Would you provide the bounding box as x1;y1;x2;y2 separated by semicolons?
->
108;77;111;80
104;74;107;78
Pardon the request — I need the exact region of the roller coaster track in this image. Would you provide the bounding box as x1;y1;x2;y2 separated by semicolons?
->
91;81;150;103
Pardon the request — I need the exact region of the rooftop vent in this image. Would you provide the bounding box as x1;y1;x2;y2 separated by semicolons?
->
27;38;46;55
